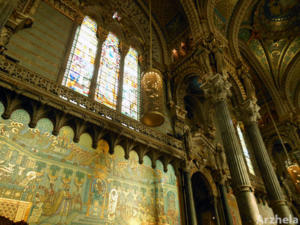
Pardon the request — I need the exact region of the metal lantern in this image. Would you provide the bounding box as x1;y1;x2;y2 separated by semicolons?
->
287;163;300;193
140;68;165;127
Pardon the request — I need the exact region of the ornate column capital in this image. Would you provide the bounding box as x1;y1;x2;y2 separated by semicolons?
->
201;73;232;103
97;27;109;44
119;42;129;58
240;99;261;124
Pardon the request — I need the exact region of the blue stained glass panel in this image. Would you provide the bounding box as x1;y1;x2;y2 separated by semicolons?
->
62;16;98;96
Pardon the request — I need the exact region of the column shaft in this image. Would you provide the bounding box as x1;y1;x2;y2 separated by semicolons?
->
215;101;261;225
116;49;127;112
183;170;197;225
219;184;234;225
246;122;293;222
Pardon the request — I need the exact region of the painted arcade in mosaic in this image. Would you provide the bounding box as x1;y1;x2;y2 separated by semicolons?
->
0;104;180;225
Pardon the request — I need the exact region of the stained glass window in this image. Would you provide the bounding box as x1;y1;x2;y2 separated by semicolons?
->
95;33;120;109
237;123;255;175
121;48;139;119
62;16;98;96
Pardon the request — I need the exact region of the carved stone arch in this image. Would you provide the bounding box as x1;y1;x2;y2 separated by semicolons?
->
174;65;203;106
282;51;300;112
194;0;216;35
0;89;24;120
85;125;108;149
228;74;244;106
190;168;218;198
22;101;51;128
227;0;256;63
179;0;202;40
239;41;290;117
103;22;126;45
49;111;71;136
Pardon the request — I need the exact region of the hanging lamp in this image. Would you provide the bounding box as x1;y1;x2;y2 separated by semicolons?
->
265;98;300;192
140;0;164;127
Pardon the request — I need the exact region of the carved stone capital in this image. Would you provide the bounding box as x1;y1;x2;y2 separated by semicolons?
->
175;105;187;121
200;32;224;53
201;73;232;103
240;99;261;124
97;28;109;44
119;42;129;58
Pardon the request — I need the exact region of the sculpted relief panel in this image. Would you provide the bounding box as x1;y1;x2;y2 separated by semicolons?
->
0;103;181;225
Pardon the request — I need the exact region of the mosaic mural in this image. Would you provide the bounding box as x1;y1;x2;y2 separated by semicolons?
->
0;103;181;225
248;39;271;74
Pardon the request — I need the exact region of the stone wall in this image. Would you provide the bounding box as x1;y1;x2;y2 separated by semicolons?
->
6;1;73;81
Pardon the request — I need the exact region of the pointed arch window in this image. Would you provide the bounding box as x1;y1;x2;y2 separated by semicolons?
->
95;33;120;109
62;16;98;96
237;123;255;175
121;48;140;120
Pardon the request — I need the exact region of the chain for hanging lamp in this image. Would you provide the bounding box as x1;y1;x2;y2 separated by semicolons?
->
264;97;300;192
140;0;164;127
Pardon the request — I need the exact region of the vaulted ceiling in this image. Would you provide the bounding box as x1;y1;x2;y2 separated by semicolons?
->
236;0;300;113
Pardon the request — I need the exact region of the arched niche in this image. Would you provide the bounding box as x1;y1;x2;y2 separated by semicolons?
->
191;172;217;225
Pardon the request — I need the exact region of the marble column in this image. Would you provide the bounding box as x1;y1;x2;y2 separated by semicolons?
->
219;184;234;225
241;99;294;224
116;43;129;112
182;169;197;225
202;73;261;225
89;31;108;99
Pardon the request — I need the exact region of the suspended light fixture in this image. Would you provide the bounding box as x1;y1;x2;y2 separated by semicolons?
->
265;98;300;192
140;0;165;127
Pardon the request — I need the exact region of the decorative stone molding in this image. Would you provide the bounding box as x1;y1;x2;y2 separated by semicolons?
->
179;0;202;40
0;56;184;153
44;0;82;20
240;99;261;124
201;72;232;103
0;0;41;52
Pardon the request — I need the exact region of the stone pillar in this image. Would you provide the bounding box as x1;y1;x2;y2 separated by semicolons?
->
116;43;129;112
202;73;261;225
89;31;108;99
241;99;294;224
182;169;197;225
217;183;233;225
0;0;18;29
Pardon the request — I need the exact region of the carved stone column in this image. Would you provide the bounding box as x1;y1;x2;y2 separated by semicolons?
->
0;0;18;29
116;43;129;112
241;99;294;223
170;104;187;137
202;73;261;225
181;166;197;225
214;144;234;225
89;30;108;99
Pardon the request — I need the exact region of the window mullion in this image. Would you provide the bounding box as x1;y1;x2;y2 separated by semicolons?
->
89;31;108;99
57;19;80;84
116;43;129;112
